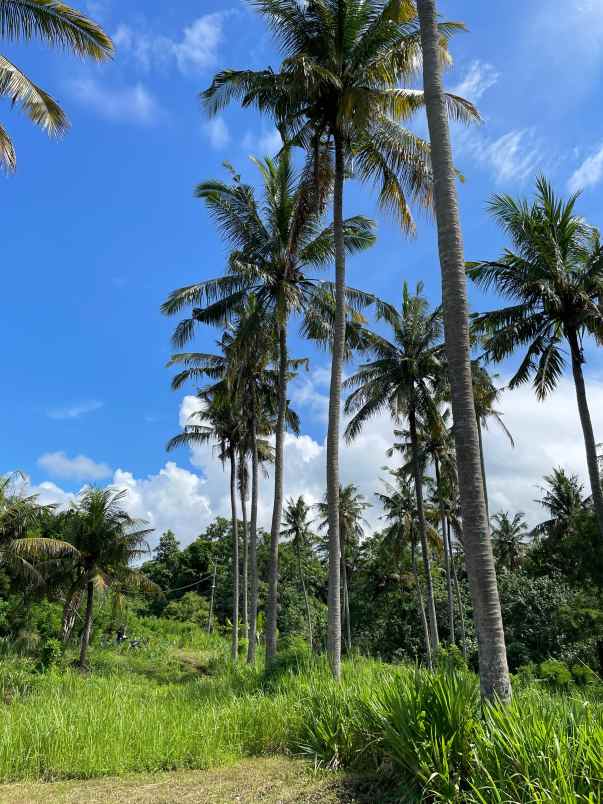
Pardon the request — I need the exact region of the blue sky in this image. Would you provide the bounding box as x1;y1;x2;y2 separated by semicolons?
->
3;0;603;542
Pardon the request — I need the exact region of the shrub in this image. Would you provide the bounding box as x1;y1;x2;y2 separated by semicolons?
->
539;659;573;689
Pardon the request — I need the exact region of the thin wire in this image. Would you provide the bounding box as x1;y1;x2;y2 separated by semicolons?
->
163;571;215;595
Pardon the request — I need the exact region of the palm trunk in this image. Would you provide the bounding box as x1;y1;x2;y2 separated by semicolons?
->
341;552;351;653
449;521;468;659
412;536;432;669
435;459;455;644
229;450;239;662
297;551;313;650
265;323;288;667
476;418;490;526
568;328;603;539
409;399;440;652
78;580;94;670
240;469;249;644
208;561;217;634
247;388;260;664
61;581;82;643
417;0;511;702
326;131;345;680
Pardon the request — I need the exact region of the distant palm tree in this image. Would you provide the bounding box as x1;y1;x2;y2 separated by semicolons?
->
533;468;585;540
316;483;370;652
203;0;477;680
491;511;528;573
0;0;113;169
344;283;445;653
469;178;603;541
63;487;156;669
281;496;315;649
415;0;511;702
162;148;375;669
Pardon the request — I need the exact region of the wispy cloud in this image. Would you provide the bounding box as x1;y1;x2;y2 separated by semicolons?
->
113;12;229;77
452;60;500;103
38;452;112;481
68;79;160;125
242;127;283;156
204;116;231;150
567;142;603;193
457;127;544;185
47;400;103;420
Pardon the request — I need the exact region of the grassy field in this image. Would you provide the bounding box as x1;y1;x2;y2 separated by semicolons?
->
0;623;601;801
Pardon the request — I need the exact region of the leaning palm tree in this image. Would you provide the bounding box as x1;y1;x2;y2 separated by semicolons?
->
162;148;375;668
202;0;478;680
281;496;315;649
0;0;113;170
63;487;156;669
344;282;445;654
469;178;603;544
315;483;370;653
416;0;511;702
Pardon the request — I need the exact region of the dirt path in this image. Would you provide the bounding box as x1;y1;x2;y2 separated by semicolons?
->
0;757;374;803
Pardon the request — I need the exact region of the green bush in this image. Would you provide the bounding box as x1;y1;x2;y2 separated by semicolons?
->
539;659;573;689
38;638;63;671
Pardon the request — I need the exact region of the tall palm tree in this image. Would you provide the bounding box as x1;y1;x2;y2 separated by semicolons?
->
469;178;603;543
316;483;370;652
0;0;113;170
416;0;511;702
63;487;156;669
490;512;528;573
202;0;477;680
344;283;445;653
162;148;375;668
281;496;315;649
533;467;585;540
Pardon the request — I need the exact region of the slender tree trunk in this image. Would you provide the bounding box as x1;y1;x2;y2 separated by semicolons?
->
568;328;603;539
476;418;490;526
326;131;345;680
240;469;249;644
417;0;511;701
412;537;432;669
409;399;439;652
61;581;82;643
435;459;455;644
265;324;288;667
341;552;351;653
78;580;94;670
297;551;313;650
247;389;260;664
229;450;239;662
448;521;467;659
208;561;217;634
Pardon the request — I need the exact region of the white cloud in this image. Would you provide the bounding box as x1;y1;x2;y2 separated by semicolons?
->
37;452;112;481
567;142;603;193
114;12;227;77
204;116;231;150
452;61;499;103
242;128;283;156
457;128;544;185
68;79;160;125
47;400;103;420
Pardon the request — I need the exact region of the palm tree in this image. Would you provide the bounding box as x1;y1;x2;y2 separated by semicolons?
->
162;148;375;668
344;283;445;653
316;483;370;652
281;496;315;649
0;0;113;170
490;512;528;573
416;0;511;702
376;470;438;667
533;467;585;540
469;178;603;544
63;487;156;669
202;0;477;680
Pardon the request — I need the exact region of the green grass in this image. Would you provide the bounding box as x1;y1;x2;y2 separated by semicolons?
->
0;626;601;801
